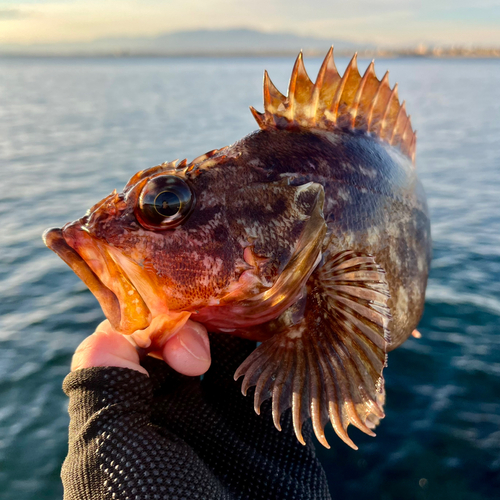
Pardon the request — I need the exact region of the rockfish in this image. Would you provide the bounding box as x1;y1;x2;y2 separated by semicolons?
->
44;49;431;449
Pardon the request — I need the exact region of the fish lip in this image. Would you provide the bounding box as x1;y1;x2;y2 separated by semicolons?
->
43;225;151;334
43;227;122;329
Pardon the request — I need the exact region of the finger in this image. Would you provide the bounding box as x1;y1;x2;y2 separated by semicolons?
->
71;320;149;376
162;320;211;377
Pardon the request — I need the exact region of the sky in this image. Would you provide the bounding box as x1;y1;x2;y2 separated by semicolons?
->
0;0;499;47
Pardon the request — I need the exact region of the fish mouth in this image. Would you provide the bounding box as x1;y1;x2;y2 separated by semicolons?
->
43;225;152;335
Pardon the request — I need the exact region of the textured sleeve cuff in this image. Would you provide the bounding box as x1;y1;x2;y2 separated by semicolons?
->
61;367;155;500
61;367;228;499
63;366;153;421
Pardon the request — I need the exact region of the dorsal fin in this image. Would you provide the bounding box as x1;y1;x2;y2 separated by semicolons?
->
250;48;416;164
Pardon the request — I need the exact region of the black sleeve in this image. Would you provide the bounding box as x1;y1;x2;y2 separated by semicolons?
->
62;333;332;500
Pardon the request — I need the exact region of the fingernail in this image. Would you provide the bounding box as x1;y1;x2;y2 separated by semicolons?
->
179;326;210;362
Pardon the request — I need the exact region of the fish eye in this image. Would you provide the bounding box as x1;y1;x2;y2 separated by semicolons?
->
135;175;194;230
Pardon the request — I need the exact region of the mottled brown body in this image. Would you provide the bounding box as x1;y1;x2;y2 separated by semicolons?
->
44;50;431;449
227;128;431;349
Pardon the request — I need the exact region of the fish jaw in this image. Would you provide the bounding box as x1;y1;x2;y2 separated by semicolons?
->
43;227;123;329
43;223;152;335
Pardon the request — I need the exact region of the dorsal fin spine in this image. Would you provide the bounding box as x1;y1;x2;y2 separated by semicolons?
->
380;83;398;135
262;71;273;121
317;48;341;126
289;51;315;122
351;60;375;127
366;71;389;130
410;130;417;163
401;116;414;159
402;117;411;149
252;49;416;164
311;46;333;117
249;106;266;128
330;53;356;121
390;100;406;143
263;71;285;125
287;52;302;117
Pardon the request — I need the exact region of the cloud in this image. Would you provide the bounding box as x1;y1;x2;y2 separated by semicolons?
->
0;9;30;19
0;0;498;46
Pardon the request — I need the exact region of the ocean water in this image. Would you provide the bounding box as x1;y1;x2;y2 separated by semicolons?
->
0;56;499;500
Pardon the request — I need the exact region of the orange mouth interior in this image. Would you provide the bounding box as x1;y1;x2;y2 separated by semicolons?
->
44;226;192;352
43;227;152;334
44;227;123;328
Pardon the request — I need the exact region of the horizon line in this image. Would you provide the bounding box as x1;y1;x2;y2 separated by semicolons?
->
1;47;499;59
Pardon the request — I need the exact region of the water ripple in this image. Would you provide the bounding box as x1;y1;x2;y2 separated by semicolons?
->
1;56;499;500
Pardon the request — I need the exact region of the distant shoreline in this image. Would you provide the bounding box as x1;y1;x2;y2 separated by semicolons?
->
1;49;499;59
2;28;498;60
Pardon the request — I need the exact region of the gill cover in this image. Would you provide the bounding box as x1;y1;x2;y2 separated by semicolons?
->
193;180;328;331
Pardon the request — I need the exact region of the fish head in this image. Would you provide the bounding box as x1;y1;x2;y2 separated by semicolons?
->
44;154;327;340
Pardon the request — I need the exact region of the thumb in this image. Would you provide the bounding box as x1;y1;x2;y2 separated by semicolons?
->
161;320;211;377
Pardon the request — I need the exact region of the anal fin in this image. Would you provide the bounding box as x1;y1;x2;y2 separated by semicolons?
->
234;250;391;449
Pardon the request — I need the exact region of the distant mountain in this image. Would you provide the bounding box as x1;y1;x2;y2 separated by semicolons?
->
0;28;369;56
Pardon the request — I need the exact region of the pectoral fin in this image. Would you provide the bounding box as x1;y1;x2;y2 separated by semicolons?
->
234;250;391;449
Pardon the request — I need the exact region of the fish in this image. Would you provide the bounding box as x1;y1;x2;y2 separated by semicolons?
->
43;48;431;450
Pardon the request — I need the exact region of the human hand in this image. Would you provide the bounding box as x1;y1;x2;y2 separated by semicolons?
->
71;318;211;377
62;328;331;500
